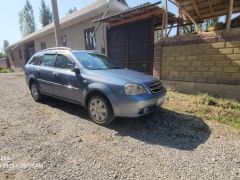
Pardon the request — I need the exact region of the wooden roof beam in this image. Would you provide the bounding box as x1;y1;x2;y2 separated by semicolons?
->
226;0;234;29
190;0;200;17
169;0;201;32
208;0;214;16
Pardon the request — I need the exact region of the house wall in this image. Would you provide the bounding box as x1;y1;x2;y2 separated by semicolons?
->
0;58;7;67
11;45;25;69
34;17;107;54
154;29;240;99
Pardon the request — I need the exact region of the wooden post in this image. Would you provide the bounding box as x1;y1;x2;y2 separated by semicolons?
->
161;13;165;38
168;0;201;32
226;0;234;29
164;0;168;37
51;0;61;47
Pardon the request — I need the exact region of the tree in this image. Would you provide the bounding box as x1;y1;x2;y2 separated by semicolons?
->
3;40;9;55
66;7;77;16
39;0;53;27
19;0;36;37
3;40;9;50
0;53;5;58
203;17;219;31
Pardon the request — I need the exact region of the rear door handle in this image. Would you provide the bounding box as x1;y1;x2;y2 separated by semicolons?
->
35;69;40;74
52;72;59;76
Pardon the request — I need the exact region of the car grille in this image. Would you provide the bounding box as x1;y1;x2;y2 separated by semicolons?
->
148;82;163;94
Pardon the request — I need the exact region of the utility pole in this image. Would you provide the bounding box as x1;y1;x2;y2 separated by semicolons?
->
51;0;61;47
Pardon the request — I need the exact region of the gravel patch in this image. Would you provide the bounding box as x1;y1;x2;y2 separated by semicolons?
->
0;72;240;180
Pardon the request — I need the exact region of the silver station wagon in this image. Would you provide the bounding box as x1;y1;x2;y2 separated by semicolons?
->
24;47;166;125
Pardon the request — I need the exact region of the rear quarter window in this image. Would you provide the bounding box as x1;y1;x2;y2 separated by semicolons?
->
28;55;41;65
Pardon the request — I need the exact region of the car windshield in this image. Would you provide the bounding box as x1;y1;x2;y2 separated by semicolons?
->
73;52;122;70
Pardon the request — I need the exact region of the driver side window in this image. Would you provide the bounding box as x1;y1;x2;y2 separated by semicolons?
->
55;55;73;70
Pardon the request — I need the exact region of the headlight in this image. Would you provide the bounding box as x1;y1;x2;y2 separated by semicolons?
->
124;83;146;95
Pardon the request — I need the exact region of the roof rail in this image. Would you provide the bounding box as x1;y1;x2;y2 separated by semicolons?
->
41;47;72;52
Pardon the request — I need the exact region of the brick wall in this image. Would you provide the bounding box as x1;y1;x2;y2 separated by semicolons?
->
154;41;240;85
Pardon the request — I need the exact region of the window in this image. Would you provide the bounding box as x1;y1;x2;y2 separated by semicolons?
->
41;42;46;50
55;55;73;69
62;35;67;47
28;55;41;65
84;27;96;50
18;49;22;59
40;54;55;67
73;52;121;70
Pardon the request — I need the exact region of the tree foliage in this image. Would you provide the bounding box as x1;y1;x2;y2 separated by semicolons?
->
202;17;219;31
3;40;9;55
39;0;53;27
3;40;9;50
19;0;36;37
0;53;5;59
66;7;77;16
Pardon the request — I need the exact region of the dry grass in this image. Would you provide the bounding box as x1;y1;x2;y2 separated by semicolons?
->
163;90;240;130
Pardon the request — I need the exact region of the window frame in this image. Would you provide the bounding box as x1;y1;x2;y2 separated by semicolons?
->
40;42;46;50
84;27;96;50
28;55;42;66
62;35;67;47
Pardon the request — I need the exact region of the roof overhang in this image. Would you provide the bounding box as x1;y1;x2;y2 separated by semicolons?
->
174;0;240;21
93;1;180;28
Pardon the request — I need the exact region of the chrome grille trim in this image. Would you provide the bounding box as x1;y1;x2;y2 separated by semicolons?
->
148;83;162;94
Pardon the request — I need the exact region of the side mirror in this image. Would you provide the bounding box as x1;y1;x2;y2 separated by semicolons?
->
71;66;80;74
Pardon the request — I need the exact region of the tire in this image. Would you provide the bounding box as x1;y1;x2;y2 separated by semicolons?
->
30;82;43;102
87;95;114;125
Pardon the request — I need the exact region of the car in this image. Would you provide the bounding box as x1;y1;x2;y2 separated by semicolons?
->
24;47;166;125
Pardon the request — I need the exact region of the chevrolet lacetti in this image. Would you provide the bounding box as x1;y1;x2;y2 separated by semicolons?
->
24;47;166;125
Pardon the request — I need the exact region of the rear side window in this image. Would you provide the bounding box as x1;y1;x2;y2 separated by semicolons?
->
41;54;55;67
28;55;41;65
55;55;73;70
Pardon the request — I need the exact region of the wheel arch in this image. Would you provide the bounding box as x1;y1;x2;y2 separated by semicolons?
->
28;76;37;89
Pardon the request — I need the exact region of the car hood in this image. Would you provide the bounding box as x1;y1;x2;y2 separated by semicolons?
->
87;69;158;86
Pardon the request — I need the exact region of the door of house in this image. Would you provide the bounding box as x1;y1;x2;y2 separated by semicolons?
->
107;19;153;74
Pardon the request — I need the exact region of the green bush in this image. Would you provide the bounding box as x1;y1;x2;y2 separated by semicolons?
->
0;66;11;73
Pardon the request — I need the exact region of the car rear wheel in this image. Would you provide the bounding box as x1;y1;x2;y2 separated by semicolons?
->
30;82;43;102
88;95;114;125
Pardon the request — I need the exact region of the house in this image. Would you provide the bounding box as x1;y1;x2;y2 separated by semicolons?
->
6;0;128;69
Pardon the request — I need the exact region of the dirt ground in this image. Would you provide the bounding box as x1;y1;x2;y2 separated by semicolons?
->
0;72;240;180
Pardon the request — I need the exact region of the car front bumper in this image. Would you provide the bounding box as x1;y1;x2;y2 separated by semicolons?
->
113;88;166;117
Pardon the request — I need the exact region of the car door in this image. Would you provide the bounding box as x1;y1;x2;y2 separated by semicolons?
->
52;53;84;104
37;53;57;95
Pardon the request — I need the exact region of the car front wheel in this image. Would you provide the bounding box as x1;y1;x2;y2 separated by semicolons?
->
88;95;114;125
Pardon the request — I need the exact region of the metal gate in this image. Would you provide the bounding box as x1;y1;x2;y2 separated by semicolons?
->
107;20;153;74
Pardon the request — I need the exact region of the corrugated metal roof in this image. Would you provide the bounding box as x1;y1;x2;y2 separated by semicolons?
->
93;2;157;23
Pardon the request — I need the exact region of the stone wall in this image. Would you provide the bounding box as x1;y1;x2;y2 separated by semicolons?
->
154;29;240;99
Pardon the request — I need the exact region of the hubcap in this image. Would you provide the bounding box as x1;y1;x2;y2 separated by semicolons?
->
31;84;39;99
89;99;107;122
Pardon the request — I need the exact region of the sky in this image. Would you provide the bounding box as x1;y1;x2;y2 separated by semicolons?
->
0;0;177;50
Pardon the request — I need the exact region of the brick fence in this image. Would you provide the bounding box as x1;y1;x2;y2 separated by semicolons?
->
153;29;240;99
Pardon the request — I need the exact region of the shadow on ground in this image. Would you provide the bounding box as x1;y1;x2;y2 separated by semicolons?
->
41;97;211;151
